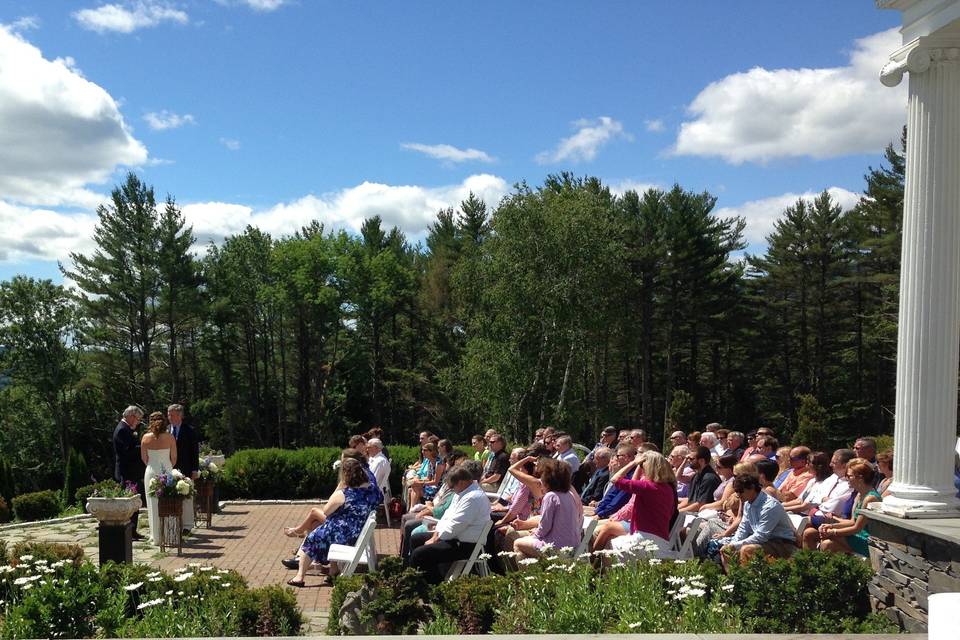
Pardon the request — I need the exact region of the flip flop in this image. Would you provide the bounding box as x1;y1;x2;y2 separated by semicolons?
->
283;527;303;538
286;578;305;588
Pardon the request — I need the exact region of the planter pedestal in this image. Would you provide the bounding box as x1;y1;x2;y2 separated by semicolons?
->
158;496;184;555
98;522;133;566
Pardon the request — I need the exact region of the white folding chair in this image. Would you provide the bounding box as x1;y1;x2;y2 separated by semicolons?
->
444;519;493;581
380;481;393;527
485;475;510;501
659;517;702;560
327;511;378;577
575;516;598;560
787;513;810;543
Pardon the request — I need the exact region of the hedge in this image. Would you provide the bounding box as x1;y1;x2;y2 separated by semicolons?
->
11;489;61;522
220;445;423;500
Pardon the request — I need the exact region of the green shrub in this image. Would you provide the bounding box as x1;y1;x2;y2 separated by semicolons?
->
326;557;428;635
220;444;424;500
10;540;84;565
11;489;61;522
724;550;897;633
0;497;10;524
63;448;90;506
434;574;507;634
793;394;829;451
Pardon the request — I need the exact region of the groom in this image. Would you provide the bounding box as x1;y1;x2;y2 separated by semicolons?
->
167;403;200;533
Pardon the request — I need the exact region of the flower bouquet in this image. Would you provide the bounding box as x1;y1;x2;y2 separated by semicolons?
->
148;468;195;499
198;458;222;482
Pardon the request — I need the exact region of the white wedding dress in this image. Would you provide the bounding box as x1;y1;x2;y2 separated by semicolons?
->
144;448;173;545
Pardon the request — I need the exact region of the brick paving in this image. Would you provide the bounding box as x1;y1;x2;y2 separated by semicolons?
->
0;503;400;634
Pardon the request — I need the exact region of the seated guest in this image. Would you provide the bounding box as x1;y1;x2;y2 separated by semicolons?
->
629;429;647;448
699;432;724;458
807;449;856;526
471;434;487;462
669;445;696;497
755;435;779;461
480;434;509;492
777;447;814;501
772;446;792;487
724;432;746;461
407;442;440;509
877;451;894;496
409;462;491;584
580;447;612;505
678;446;721;513
585;426;618;465
754;458;782;501
348;434;367;451
697;453;737;515
554;435;581;474
491;447;527;511
739;431;760;462
588;445;635;517
687;431;702;449
719;473;797;568
400;453;467;559
366;438;391;490
802;460;881;556
617;429;631;445
515;459;583;559
492;453;550;562
668;430;687;451
610;451;677;545
782;451;832;513
285;458;381;586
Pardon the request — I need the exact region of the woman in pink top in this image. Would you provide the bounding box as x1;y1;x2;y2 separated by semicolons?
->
515;458;583;558
613;451;677;541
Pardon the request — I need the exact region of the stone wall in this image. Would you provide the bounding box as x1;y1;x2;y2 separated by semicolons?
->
866;516;960;633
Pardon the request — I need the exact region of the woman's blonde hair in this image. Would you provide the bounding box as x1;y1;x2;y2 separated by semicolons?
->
641;452;676;485
148;411;167;436
733;461;757;476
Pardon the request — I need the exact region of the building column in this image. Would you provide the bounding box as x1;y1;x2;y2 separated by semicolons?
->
880;36;960;518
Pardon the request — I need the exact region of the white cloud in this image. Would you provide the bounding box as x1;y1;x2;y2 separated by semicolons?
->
7;16;40;32
644;119;665;133
73;2;189;34
607;179;660;197
220;137;241;151
183;174;509;246
242;0;286;11
0;25;147;208
715;186;861;247
0;201;98;263
401;143;495;164
674;29;906;164
144;110;195;130
536;116;629;164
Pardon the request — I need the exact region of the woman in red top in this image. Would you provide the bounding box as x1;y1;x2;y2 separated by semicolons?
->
611;451;678;542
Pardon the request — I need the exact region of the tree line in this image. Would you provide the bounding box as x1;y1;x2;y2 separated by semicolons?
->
0;133;906;492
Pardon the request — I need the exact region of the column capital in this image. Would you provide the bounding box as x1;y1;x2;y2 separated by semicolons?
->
880;34;960;87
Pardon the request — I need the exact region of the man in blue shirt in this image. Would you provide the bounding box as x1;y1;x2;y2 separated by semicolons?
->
721;473;797;569
588;445;635;517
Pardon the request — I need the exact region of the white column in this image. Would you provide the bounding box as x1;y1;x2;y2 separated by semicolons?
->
880;36;960;518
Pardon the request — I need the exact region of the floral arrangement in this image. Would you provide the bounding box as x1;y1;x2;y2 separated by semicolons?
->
198;458;222;481
148;468;195;498
91;480;139;499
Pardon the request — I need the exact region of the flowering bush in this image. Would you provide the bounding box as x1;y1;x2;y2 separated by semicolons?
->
0;557;302;638
148;469;195;499
90;480;139;499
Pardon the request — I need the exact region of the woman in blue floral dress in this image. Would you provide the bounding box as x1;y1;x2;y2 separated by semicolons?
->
287;458;381;587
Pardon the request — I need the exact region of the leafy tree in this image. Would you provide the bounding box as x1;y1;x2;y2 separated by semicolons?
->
793;394;829;451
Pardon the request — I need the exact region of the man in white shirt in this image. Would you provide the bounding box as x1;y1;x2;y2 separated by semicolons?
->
409;461;490;584
366;438;391;490
554;435;581;474
699;432;725;459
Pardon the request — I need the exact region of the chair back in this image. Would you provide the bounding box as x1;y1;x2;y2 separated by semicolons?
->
446;519;493;581
342;511;378;577
575;517;598;559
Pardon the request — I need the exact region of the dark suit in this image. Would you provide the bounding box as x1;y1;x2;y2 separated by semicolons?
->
113;420;144;529
170;421;199;478
171;421;200;528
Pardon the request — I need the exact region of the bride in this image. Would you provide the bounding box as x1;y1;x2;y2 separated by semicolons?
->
140;411;177;544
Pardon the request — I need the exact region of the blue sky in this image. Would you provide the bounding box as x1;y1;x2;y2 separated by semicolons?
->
0;1;906;283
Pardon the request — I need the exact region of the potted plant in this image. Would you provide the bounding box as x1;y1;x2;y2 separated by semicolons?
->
86;480;141;526
195;458;222;527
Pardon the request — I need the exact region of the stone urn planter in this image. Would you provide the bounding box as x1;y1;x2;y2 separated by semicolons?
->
205;454;226;468
86;495;142;526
